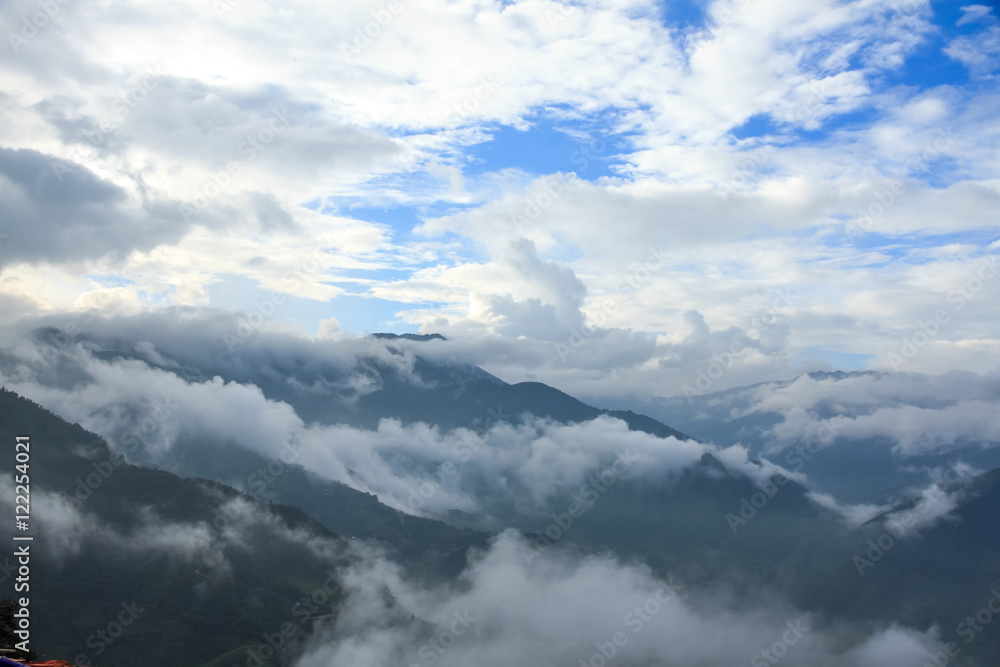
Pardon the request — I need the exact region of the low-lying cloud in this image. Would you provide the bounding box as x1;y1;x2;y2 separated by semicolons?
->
0;326;710;527
738;372;1000;457
297;530;953;667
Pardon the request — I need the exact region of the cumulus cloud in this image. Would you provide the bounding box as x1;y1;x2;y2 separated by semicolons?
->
0;0;996;397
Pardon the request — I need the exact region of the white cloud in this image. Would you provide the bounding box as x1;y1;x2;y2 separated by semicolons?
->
296;530;951;667
806;490;889;527
883;481;965;535
947;5;1000;78
0;327;713;527
0;0;997;396
750;371;1000;456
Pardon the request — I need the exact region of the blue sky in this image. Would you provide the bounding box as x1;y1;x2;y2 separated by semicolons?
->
0;0;998;398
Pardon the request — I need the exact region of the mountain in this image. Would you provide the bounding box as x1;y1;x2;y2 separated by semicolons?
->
369;333;447;342
57;328;689;439
796;467;1000;661
164;435;490;579
600;370;1000;504
0;388;465;665
3;323;1000;665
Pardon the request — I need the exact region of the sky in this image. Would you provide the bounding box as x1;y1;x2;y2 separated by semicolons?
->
2;7;998;662
0;0;998;402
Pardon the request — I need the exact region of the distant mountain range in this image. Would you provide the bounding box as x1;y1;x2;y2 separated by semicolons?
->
1;327;998;665
597;369;1000;504
0;389;353;665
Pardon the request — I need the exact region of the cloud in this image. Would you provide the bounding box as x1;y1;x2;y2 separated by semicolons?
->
0;476;99;561
0;475;211;566
0;292;37;325
7;311;997;535
750;371;1000;457
0;471;343;580
946;6;1000;78
0;147;188;265
0;318;713;527
456;238;589;341
957;5;996;27
295;530;951;667
882;481;965;536
0;312;982;667
806;490;889;527
0;0;997;397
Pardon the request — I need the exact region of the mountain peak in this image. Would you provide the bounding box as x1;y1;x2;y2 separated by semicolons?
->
369;332;447;342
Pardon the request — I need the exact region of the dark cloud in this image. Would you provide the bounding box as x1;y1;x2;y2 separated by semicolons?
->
0;147;188;264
